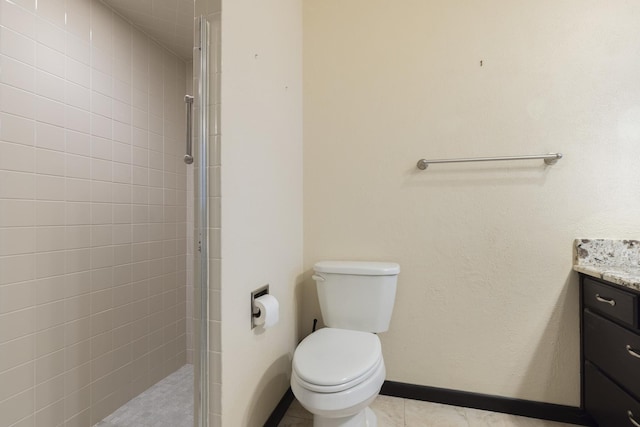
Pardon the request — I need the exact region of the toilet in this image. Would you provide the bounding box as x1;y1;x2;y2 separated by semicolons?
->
291;261;400;427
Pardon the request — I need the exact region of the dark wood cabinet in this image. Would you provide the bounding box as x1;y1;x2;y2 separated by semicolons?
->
583;276;639;328
580;274;640;427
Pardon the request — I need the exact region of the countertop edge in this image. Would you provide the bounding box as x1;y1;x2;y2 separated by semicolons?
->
573;265;640;292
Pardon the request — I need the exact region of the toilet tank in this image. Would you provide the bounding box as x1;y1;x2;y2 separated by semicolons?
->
313;261;400;333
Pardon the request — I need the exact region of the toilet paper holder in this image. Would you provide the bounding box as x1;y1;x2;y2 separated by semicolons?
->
251;284;270;329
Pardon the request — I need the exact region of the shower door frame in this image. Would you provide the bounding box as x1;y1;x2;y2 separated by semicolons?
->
194;14;211;427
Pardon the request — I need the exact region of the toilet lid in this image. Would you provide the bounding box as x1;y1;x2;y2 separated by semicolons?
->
293;328;382;387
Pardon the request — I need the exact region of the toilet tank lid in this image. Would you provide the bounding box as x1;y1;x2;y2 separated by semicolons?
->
314;261;400;275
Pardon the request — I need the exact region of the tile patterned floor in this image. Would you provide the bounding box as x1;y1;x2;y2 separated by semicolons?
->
278;396;583;427
92;366;581;427
94;365;194;427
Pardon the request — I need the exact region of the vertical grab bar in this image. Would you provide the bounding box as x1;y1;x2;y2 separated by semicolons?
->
184;95;194;164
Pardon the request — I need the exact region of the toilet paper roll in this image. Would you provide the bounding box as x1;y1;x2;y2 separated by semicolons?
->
254;294;279;328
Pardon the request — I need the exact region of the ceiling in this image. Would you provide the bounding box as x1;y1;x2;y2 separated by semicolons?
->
102;0;194;61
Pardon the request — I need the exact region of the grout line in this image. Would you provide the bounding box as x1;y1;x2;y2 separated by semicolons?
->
403;397;407;427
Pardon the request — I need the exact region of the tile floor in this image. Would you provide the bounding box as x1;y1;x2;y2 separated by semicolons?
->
91;366;582;427
278;396;583;427
94;365;194;427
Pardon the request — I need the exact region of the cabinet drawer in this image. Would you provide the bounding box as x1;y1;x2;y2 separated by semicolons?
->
584;309;640;400
583;276;638;329
585;361;640;427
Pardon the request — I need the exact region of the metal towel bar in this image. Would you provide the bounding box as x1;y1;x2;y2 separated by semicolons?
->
183;95;194;164
416;153;563;170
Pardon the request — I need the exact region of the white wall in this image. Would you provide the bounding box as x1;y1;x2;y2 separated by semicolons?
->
220;0;303;425
303;0;640;406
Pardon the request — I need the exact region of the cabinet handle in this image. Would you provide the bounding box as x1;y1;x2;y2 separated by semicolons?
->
627;345;640;360
595;294;616;306
629;410;640;427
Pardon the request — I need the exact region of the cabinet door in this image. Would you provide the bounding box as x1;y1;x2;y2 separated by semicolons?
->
585;361;640;427
584;309;640;400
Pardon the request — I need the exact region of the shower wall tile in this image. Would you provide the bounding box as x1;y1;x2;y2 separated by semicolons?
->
0;26;36;65
0;0;188;425
185;109;194;365
0;113;34;146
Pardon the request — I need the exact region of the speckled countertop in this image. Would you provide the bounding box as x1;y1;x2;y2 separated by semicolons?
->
573;239;640;292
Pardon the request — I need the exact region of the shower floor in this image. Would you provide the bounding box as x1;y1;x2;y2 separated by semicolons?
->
95;365;194;427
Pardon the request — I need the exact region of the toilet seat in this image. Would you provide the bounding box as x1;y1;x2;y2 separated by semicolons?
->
292;328;382;393
291;354;386;419
293;357;383;394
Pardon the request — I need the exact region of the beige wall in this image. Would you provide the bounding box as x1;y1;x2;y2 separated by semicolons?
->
303;0;640;406
0;1;188;425
220;0;303;425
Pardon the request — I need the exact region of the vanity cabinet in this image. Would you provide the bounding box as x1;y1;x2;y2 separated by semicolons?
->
580;275;640;427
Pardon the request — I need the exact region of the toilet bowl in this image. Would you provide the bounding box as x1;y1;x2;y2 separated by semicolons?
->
291;328;386;427
291;261;399;427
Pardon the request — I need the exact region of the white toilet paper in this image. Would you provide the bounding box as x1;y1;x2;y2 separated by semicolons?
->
254;294;279;328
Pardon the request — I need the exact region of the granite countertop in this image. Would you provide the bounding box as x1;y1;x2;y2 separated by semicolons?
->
573;239;640;292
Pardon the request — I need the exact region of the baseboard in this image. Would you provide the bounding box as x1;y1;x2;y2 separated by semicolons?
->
263;387;295;427
381;381;595;426
263;381;595;426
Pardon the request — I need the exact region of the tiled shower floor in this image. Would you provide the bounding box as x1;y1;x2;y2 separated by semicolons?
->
94;365;193;427
278;396;584;427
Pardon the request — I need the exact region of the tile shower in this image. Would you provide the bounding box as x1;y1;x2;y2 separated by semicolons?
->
0;0;197;425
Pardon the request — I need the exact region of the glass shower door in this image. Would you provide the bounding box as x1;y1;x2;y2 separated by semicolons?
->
192;15;211;427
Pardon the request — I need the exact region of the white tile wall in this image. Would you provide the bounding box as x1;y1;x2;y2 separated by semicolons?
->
185;61;195;365
101;0;194;61
0;0;189;425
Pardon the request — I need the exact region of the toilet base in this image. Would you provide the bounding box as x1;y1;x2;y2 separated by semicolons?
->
313;407;377;427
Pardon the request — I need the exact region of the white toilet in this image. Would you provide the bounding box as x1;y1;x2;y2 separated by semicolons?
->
291;261;400;427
